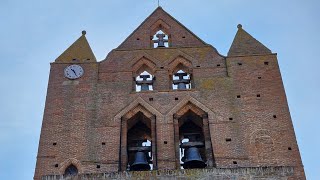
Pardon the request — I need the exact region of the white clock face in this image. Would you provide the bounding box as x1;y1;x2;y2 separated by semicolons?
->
64;65;84;79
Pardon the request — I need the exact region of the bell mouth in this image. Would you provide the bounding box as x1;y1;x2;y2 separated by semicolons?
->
130;164;151;171
182;160;207;169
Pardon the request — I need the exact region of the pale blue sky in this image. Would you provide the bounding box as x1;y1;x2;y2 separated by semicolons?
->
0;0;319;179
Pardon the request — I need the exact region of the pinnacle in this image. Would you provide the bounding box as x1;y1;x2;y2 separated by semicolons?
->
228;25;271;56
55;32;96;62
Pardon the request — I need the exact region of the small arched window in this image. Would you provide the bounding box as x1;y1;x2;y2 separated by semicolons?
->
172;70;191;90
64;164;78;176
135;71;154;92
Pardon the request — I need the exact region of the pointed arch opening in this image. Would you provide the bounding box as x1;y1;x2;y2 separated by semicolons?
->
64;164;78;176
173;102;215;169
127;112;153;171
168;57;193;90
150;20;171;48
132;57;156;92
178;110;206;169
152;30;169;48
172;69;191;90
135;70;154;92
119;104;158;171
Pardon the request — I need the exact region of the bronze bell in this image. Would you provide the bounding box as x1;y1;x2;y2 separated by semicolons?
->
130;151;151;171
136;75;153;91
173;72;190;90
177;82;187;90
182;147;206;169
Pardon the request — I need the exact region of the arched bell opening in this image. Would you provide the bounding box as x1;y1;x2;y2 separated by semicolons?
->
126;112;153;171
150;20;171;48
178;110;206;169
152;30;169;48
135;70;154;92
172;69;191;90
64;164;78;176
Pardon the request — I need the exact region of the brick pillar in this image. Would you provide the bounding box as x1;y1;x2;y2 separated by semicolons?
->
168;74;173;90
202;113;214;167
151;115;157;170
173;114;181;169
120;117;128;171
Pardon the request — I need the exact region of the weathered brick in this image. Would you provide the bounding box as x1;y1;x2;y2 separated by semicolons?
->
34;7;305;180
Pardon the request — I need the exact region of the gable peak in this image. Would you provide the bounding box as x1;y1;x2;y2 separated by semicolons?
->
117;7;207;49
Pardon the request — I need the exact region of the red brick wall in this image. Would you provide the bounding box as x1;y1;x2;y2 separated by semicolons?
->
34;8;305;180
34;47;305;179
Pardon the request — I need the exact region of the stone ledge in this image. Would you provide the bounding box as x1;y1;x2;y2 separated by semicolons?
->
42;166;294;180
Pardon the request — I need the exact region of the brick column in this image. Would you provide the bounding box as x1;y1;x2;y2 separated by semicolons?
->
151;115;157;170
120;117;128;171
173;114;181;169
202;113;215;167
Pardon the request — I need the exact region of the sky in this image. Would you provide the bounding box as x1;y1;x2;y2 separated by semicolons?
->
0;0;319;179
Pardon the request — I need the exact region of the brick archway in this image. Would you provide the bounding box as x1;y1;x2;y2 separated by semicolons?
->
114;97;164;171
132;57;157;76
168;55;193;75
58;158;83;175
166;96;218;169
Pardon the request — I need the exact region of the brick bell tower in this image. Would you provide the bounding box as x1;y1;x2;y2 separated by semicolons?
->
34;7;305;179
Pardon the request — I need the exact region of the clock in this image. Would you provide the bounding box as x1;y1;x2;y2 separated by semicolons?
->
64;65;84;79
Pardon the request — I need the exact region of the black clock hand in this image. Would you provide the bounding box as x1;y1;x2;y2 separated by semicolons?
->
71;69;77;76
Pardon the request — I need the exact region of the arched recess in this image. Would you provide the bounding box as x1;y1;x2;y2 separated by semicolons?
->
150;19;171;48
150;19;171;37
168;56;194;90
166;96;220;123
250;130;275;162
114;97;164;171
131;55;158;92
168;55;193;75
132;56;157;77
166;97;217;169
58;158;83;175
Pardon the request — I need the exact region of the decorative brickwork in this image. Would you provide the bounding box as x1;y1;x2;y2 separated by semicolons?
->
34;7;305;180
